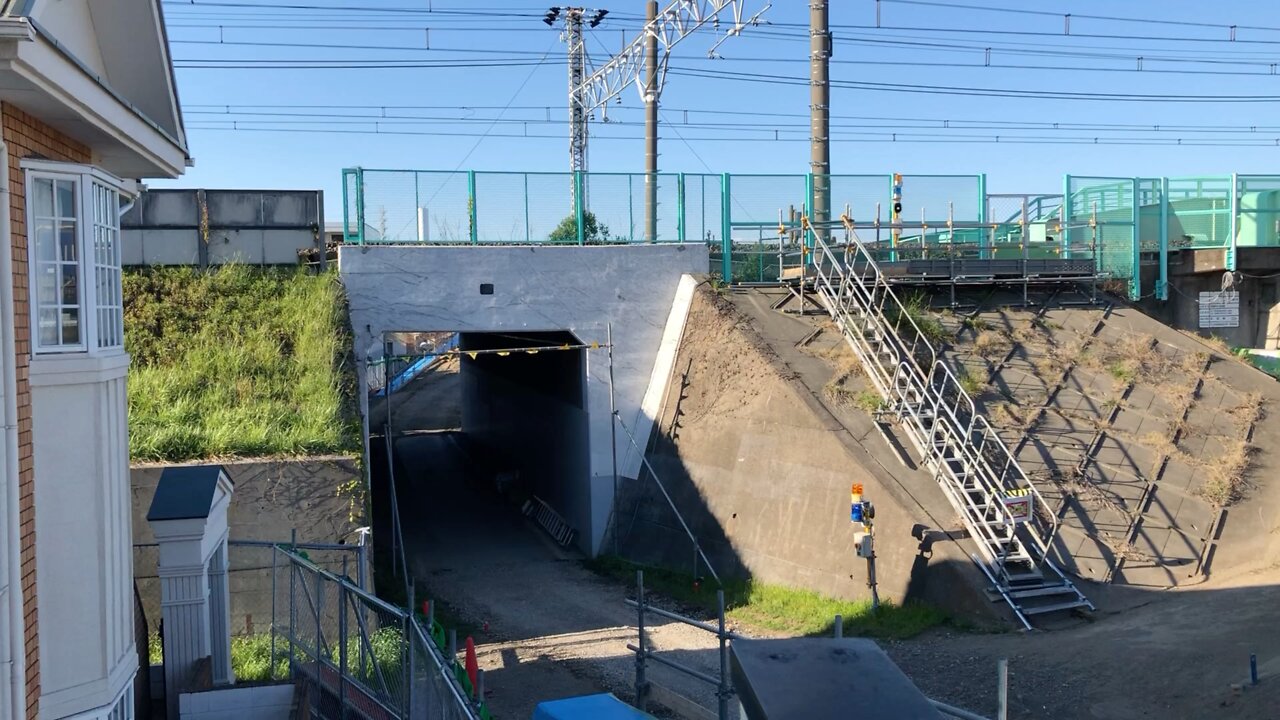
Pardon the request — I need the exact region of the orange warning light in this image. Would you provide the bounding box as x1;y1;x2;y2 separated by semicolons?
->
893;173;903;183
851;483;864;495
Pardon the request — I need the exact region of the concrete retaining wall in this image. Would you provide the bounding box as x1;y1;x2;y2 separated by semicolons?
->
340;244;709;554
131;456;364;635
616;286;994;621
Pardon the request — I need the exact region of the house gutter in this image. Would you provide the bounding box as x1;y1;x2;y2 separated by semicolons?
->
0;136;26;720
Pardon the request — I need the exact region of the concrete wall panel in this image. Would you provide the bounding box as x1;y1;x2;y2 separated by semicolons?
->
340;244;709;554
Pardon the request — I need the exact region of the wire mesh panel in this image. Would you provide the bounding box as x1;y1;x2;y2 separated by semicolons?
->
683;173;723;246
1067;176;1137;295
1236;175;1280;248
342;168;359;242
1137;179;1164;253
413;171;473;244
1166;176;1232;249
725;174;808;283
899;175;984;224
829;175;889;225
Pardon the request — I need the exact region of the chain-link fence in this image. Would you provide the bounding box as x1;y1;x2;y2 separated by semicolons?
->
134;540;366;640
274;546;485;720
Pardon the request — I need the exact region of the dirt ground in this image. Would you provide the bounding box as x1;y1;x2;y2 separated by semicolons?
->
380;299;1280;720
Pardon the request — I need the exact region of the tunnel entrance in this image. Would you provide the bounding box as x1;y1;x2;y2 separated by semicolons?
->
368;330;592;594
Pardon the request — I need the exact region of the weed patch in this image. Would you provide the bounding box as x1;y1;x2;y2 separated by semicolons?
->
586;557;949;639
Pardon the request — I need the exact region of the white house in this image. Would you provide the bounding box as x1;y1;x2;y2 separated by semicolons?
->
0;2;189;720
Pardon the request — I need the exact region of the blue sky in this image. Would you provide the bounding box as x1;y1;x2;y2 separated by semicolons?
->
157;0;1280;218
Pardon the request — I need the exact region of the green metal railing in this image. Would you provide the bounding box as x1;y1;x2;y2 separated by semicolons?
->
340;168;1280;303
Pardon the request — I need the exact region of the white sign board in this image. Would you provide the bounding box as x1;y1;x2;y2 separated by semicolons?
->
1199;291;1240;329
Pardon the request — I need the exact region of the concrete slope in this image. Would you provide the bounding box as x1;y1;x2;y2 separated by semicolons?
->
924;287;1279;600
614;282;999;623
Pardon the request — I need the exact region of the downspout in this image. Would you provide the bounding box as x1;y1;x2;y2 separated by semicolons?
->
0;137;27;720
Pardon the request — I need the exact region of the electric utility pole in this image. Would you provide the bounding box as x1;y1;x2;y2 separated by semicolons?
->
810;0;831;234
545;6;610;210
644;0;658;243
570;0;770;241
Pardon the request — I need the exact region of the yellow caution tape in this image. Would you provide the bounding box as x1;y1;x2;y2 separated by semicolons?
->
467;352;478;360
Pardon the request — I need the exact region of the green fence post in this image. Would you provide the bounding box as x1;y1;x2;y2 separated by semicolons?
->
524;173;531;242
721;173;732;280
1130;177;1141;300
1062;174;1071;261
467;170;478;245
628;174;635;242
356;167;366;245
677;173;686;243
414;170;421;243
1158;177;1169;301
575;171;586;246
1227;172;1239;272
978;173;988;260
341;169;352;244
805;173;814;267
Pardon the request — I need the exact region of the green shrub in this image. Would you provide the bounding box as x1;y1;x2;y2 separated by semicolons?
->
125;265;360;461
548;211;610;244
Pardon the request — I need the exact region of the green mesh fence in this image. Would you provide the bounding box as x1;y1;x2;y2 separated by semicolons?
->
1167;176;1232;249
1066;176;1137;297
1237;175;1280;248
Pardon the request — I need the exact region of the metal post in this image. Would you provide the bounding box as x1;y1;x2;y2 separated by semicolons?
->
721;173;732;281
476;668;486;707
270;544;278;678
1228;172;1239;272
644;0;659;243
997;658;1008;720
288;533;297;673
338;566;348;718
677;172;686;242
608;323;620;556
314;568;323;700
575;171;587;245
629;174;635;241
1062;174;1072;261
810;0;830;231
717;589;730;720
355;168;366;245
833;614;843;639
467;170;478;245
1250;653;1259;686
567;8;587;184
523;173;531;242
1159;177;1170;300
1131;177;1142;300
635;570;649;712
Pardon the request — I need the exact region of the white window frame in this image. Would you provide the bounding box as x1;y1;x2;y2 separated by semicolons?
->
23;160;131;356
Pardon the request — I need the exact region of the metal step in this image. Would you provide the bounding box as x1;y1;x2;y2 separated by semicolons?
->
1008;585;1080;600
1021;599;1092;616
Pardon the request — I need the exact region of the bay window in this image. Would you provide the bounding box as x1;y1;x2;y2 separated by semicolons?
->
24;161;128;354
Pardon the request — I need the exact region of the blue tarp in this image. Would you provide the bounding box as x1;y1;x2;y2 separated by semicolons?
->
375;334;459;397
532;694;653;720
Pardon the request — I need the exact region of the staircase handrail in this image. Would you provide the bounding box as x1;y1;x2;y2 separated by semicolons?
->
804;218;1060;565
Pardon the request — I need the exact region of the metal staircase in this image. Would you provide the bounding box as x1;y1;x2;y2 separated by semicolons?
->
805;218;1093;628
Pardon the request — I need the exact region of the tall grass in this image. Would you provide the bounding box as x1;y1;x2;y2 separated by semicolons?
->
125;265;360;462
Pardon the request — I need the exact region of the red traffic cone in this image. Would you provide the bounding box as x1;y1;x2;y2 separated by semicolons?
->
464;636;479;689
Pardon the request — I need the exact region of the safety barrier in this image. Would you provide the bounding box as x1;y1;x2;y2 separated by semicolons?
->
271;546;486;720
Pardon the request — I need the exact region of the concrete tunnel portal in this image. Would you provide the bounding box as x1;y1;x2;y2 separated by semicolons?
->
369;330;593;561
456;330;591;535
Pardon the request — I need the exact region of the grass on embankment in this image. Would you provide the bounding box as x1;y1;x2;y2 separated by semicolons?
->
587;557;948;640
125;265;360;462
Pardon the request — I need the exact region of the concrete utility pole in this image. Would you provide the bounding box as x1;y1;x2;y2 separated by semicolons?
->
810;0;831;234
644;0;659;243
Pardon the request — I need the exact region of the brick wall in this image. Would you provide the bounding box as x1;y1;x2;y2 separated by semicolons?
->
2;102;91;720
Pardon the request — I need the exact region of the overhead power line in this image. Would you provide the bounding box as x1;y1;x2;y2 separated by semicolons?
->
878;0;1280;34
181;124;1280;147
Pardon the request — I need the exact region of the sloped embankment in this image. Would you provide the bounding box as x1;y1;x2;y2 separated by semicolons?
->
124;265;361;462
615;283;995;622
